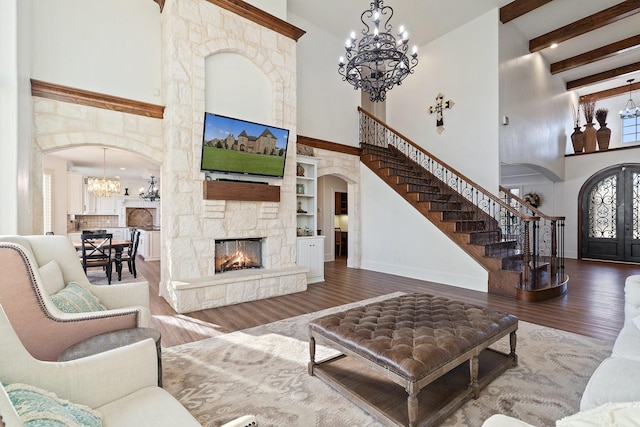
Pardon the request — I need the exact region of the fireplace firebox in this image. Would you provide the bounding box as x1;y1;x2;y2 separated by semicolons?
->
215;238;263;273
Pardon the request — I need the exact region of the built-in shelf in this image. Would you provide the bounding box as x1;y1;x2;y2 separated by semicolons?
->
203;180;280;202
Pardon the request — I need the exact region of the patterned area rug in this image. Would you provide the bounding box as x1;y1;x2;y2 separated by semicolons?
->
85;267;140;286
162;293;613;427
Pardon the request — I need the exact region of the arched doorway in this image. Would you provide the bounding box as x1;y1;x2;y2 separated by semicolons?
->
579;163;640;262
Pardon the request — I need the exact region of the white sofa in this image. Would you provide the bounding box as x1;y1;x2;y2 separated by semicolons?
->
0;235;150;360
483;275;640;426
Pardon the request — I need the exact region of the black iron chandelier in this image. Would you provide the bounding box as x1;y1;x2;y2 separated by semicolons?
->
139;175;160;202
338;0;418;102
620;78;640;119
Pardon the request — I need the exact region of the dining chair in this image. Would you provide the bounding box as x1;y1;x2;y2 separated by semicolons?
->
114;230;140;281
81;232;113;284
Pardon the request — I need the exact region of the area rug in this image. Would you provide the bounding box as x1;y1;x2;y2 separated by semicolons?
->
85;268;140;286
162;293;613;427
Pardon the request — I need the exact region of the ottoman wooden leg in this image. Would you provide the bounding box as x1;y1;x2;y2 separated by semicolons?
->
308;335;316;375
510;331;518;366
470;355;479;399
407;388;418;427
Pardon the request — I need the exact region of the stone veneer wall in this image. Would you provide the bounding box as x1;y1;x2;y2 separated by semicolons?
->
159;0;306;312
33;98;164;160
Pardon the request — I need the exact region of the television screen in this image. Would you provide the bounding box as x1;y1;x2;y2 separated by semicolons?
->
201;113;290;178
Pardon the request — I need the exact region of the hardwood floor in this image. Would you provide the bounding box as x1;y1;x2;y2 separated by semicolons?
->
136;257;640;347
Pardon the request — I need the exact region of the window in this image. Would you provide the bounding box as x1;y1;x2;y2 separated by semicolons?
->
43;170;53;234
622;115;640;144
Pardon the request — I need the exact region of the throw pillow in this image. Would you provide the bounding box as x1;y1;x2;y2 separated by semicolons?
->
3;382;102;427
39;260;65;295
50;282;106;313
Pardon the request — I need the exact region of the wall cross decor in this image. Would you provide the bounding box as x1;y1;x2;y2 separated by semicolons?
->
428;92;454;134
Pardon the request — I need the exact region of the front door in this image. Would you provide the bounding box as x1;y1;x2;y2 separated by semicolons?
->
580;164;640;262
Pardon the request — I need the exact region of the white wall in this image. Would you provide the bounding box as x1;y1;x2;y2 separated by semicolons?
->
31;0;161;104
499;21;570;182
581;94;640;152
360;166;488;291
1;0;34;235
386;9;501;193
288;13;361;146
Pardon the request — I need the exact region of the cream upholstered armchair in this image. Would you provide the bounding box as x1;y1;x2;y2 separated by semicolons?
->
0;235;150;361
0;303;203;427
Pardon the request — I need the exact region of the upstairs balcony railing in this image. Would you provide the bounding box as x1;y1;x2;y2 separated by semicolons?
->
358;107;566;290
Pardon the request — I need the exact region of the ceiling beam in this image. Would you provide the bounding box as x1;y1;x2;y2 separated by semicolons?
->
529;0;640;53
579;80;640;102
551;34;640;74
566;61;640;90
500;0;553;24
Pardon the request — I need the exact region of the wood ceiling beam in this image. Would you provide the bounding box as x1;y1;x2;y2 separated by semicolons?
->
566;61;640;90
579;80;640;102
551;34;640;74
500;0;553;24
529;0;640;53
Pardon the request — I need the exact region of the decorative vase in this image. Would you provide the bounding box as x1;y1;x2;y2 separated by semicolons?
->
570;126;584;153
583;122;597;153
596;122;611;150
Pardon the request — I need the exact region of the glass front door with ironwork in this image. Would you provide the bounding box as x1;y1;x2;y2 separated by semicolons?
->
581;164;640;262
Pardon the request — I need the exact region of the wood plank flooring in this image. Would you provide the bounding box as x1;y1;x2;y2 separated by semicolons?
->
135;257;640;347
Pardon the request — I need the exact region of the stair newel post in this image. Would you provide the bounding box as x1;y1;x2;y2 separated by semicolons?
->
522;219;532;290
550;219;558;277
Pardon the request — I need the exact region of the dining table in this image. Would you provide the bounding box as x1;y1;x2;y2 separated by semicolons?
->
73;239;132;281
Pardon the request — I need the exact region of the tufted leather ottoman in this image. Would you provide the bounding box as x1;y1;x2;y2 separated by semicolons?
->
308;293;518;427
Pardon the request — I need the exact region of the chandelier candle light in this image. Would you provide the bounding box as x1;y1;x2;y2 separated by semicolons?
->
338;0;418;102
87;148;121;197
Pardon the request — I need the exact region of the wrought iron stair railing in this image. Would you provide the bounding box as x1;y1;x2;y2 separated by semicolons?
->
358;107;567;299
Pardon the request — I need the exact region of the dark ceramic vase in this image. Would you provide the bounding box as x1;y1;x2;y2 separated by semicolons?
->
596;122;611;150
571;126;584;153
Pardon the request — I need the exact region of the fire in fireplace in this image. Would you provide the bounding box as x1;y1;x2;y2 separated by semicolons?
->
215;238;263;273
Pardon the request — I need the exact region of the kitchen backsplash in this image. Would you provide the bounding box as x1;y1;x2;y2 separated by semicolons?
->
67;215;119;233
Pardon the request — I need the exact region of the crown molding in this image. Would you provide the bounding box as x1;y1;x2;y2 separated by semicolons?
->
31;79;165;119
154;0;305;41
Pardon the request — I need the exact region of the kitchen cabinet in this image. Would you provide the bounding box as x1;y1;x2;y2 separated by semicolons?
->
335;192;348;215
84;192;117;215
67;173;85;214
95;197;117;214
138;229;160;261
297;236;325;284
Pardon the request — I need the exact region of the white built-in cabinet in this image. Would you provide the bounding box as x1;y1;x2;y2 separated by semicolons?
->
297;237;324;283
67;173;85;214
138;229;160;261
296;156;324;283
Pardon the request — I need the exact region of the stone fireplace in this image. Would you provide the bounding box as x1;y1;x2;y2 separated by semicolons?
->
159;0;308;313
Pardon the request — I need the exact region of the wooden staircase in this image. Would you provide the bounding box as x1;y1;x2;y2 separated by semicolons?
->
360;142;568;301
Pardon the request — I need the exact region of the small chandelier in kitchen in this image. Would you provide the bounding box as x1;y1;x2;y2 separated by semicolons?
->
87;148;121;197
338;0;418;102
139;175;160;202
620;78;640;119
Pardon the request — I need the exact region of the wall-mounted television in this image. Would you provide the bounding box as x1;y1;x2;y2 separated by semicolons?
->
201;112;290;179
